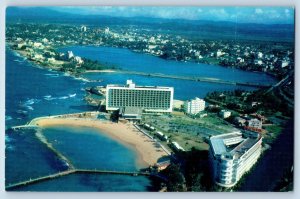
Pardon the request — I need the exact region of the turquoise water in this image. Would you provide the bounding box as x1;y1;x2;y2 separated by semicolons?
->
42;126;138;171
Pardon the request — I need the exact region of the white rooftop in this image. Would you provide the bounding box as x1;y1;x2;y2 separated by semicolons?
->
210;131;261;157
107;80;173;90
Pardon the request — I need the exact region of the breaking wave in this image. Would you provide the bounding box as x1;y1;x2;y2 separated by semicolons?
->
5;115;13;121
23;98;40;106
44;95;58;101
69;93;76;98
13;59;24;63
58;96;69;100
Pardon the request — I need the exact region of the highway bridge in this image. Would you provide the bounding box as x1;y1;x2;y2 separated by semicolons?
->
86;70;272;88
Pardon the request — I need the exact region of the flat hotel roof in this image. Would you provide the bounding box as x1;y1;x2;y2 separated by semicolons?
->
107;84;173;90
210;132;261;157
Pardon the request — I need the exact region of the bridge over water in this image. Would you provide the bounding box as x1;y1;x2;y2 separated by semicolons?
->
86;70;272;88
5;169;153;190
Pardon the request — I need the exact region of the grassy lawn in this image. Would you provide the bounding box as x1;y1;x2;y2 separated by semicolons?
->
171;134;209;151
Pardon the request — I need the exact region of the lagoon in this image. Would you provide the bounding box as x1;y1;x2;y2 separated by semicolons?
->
58;45;277;84
42;125;138;171
58;45;277;100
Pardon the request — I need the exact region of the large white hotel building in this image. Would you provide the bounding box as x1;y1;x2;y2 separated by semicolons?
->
106;80;174;113
209;131;262;188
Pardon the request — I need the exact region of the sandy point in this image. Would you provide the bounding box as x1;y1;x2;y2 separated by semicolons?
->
33;118;169;169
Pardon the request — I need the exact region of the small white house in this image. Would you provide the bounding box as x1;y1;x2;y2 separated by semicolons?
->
220;110;231;119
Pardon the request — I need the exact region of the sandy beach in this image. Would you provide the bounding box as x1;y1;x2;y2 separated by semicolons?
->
33;118;168;168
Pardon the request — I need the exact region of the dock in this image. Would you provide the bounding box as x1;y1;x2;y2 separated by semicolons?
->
5;169;151;190
5;169;76;190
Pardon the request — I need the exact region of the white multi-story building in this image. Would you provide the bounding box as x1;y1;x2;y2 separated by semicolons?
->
67;51;74;59
220;110;231;119
184;97;205;115
209;131;262;188
106;80;174;113
81;25;87;32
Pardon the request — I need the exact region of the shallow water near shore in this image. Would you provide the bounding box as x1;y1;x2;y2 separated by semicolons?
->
42;125;139;171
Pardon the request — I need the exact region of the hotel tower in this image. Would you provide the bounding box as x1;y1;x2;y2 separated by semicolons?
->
106;80;174;114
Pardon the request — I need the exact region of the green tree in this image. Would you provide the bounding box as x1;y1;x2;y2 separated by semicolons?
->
162;164;187;192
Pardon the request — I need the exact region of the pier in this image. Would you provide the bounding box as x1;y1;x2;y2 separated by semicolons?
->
5;169;152;190
75;169;150;176
5;170;76;190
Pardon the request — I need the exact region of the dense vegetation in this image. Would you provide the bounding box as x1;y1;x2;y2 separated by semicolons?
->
205;89;293;117
160;149;217;192
60;58;112;74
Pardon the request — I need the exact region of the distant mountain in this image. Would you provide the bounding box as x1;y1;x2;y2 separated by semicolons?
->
6;7;69;19
6;7;294;42
6;7;131;24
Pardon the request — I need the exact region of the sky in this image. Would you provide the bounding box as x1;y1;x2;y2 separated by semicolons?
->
52;7;294;24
